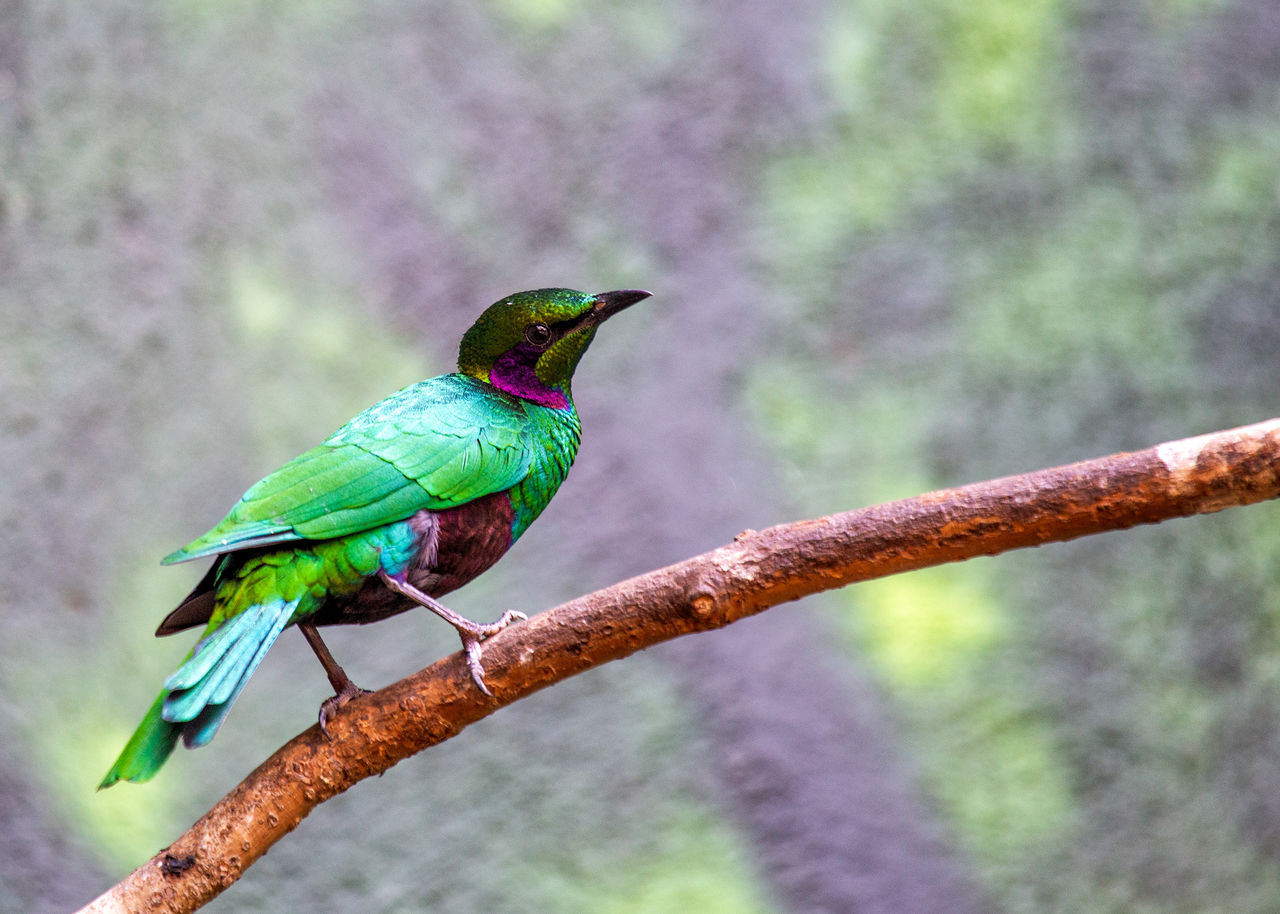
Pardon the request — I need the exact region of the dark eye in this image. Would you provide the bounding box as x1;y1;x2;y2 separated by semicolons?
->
524;323;552;348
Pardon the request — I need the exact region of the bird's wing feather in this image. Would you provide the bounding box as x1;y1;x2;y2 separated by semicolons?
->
163;374;532;563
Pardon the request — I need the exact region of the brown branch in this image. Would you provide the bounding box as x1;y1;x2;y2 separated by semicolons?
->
80;418;1280;913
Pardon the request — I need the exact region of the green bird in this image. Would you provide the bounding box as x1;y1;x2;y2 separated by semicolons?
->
100;287;650;787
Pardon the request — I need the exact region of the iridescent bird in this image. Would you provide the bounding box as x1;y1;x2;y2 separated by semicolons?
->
100;287;650;787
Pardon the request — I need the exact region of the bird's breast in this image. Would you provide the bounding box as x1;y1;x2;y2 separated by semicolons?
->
425;492;517;594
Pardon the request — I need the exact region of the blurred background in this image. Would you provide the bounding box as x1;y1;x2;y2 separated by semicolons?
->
3;0;1280;911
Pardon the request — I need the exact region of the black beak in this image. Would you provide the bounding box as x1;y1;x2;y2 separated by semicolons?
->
591;289;652;323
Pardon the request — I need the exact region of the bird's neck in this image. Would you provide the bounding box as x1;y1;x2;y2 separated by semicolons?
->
488;345;571;409
507;402;582;542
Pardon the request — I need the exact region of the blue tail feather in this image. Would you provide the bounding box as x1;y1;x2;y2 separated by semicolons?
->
163;604;265;718
161;597;298;748
182;605;297;748
206;627;266;706
164;603;268;693
164;604;274;717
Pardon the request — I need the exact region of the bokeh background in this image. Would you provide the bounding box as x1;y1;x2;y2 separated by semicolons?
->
3;0;1280;911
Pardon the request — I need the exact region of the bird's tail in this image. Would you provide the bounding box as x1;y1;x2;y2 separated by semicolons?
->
98;690;182;788
99;597;299;788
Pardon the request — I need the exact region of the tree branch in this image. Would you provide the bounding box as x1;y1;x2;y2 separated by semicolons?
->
80;418;1280;913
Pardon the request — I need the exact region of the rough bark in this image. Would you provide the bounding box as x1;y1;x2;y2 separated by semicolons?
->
79;417;1280;913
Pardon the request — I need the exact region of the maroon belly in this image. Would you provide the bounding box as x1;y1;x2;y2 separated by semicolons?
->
424;492;518;595
313;492;516;626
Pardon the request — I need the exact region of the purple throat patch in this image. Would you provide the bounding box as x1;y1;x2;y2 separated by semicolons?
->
489;343;569;409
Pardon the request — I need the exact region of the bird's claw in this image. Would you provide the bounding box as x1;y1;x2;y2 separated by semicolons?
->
318;684;373;739
463;636;492;696
458;610;527;696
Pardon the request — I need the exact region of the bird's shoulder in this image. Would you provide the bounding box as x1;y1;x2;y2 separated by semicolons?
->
325;373;530;449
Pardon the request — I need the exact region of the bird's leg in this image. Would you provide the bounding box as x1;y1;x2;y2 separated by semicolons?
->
298;621;371;737
377;570;526;696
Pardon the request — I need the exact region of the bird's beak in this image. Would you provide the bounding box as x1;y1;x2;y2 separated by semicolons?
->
591;289;652;324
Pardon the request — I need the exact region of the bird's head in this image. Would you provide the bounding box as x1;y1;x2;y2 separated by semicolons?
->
458;288;651;409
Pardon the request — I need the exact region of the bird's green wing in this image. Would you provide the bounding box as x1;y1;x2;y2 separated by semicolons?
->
163;374;532;564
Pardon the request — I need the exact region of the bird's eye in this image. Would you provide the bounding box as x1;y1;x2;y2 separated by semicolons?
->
524;323;553;348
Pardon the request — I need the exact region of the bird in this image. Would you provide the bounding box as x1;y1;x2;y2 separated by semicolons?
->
100;287;651;787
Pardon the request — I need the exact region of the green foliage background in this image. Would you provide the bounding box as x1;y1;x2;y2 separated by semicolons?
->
2;0;1279;911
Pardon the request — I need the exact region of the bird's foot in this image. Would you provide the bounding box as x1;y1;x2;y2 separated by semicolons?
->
454;610;527;696
318;681;373;739
378;571;528;695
